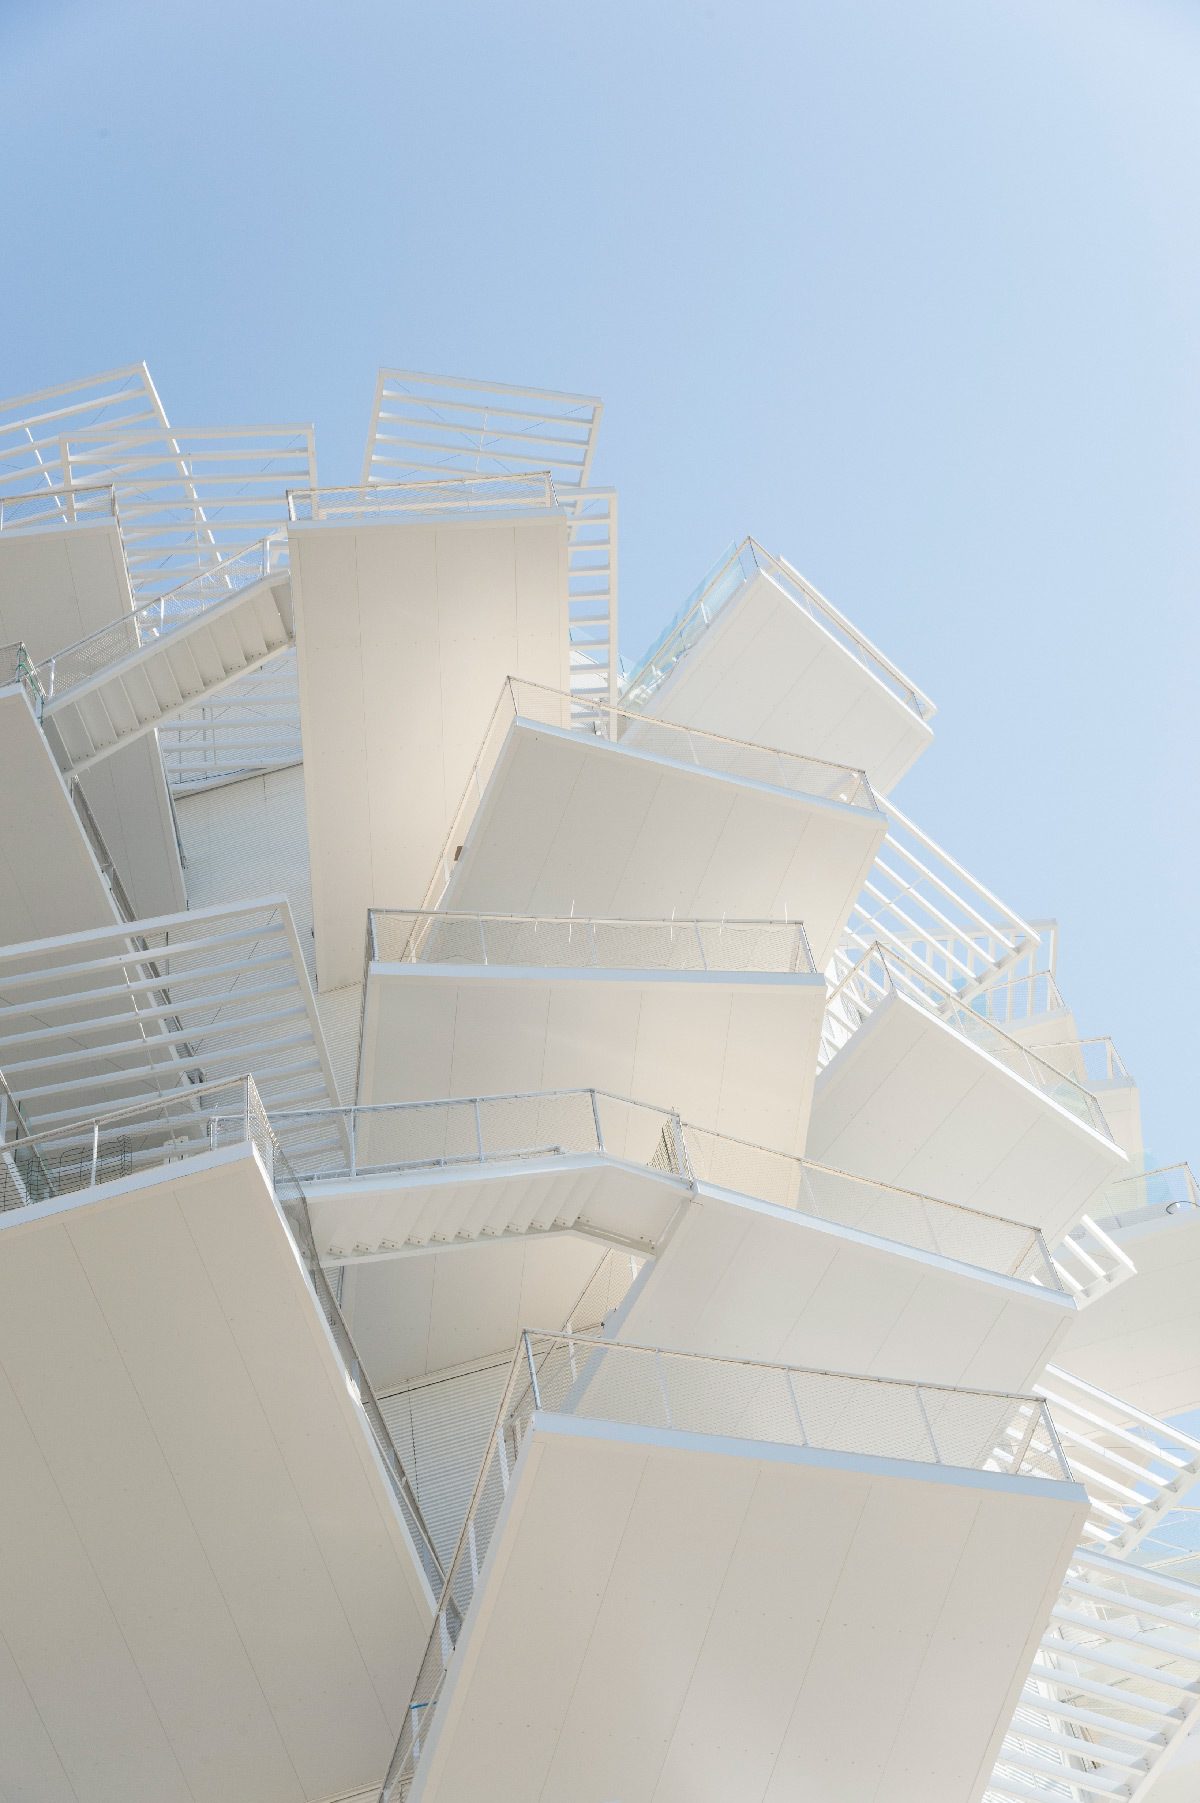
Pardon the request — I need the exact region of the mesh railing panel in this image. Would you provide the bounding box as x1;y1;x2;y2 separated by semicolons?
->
0;1077;265;1214
370;909;814;974
40;536;281;699
378;1333;1069;1801
680;1123;1056;1286
288;473;558;521
0;484;115;530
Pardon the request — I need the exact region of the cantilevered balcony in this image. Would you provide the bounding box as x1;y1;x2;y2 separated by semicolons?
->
0;1077;438;1802
423;678;887;967
810;943;1127;1247
1057;1161;1200;1419
357;910;826;1156
620;537;936;795
381;1332;1085;1803
275;1087;1078;1395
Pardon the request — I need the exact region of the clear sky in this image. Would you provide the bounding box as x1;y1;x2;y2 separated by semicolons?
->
2;0;1197;1164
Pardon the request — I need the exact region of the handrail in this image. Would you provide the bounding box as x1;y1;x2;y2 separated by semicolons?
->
421;674;879;912
367;908;817;975
377;1332;1069;1800
0;1073;444;1594
287;472;559;521
37;533;285;702
820;940;1115;1140
0;483;116;532
268;1087;1059;1289
620;536;936;721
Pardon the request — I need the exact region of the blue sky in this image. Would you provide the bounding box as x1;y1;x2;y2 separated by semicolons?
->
2;0;1197;1162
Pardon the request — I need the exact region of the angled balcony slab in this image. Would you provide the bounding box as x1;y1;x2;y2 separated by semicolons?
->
0;1133;435;1803
0;499;185;916
383;1333;1087;1803
621;539;936;795
358;912;827;1156
1056;1167;1200;1420
0;680;124;942
427;680;887;968
289;489;574;990
281;1089;1075;1395
812;952;1127;1248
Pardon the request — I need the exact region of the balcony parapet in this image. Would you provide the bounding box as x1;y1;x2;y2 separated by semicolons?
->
821;940;1115;1141
0;481;116;532
271;1086;1063;1289
620;537;936;723
0;1071;444;1595
368;908;816;975
287;472;560;523
422;675;880;912
1088;1160;1200;1234
380;1330;1072;1801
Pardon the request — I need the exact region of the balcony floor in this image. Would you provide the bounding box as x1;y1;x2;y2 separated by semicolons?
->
441;720;887;966
633;567;933;796
0;1144;433;1803
809;992;1127;1247
359;964;827;1156
410;1415;1087;1803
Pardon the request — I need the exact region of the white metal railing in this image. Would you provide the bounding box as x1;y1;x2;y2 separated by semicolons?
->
819;941;1115;1140
1049;1214;1137;1302
0;1067;444;1594
288;471;618;702
0;1076;274;1214
368;909;816;975
974;968;1069;1027
988;1546;1200;1803
421;674;878;911
379;1332;1070;1801
360;369;603;491
842;798;1039;1004
1034;1366;1200;1553
30;534;287;703
269;1087;1060;1289
287;473;558;521
1036;1039;1133;1087
620;537;936;721
1089;1161;1200;1233
0;482;116;532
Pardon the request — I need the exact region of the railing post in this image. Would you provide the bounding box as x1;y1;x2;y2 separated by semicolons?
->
695;922;708;971
349;1108;357;1179
525;1331;542;1410
474;1099;485;1165
672;1113;693;1183
478;914;487;965
90;1122;99;1187
915;1386;942;1464
590;1089;605;1154
786;1370;809;1446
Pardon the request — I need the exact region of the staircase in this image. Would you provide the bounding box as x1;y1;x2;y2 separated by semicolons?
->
31;539;295;774
986;1377;1200;1801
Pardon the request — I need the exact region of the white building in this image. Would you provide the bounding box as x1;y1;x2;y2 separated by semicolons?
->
0;361;1197;1803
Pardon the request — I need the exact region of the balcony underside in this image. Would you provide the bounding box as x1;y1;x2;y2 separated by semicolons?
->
619;1182;1075;1394
409;1417;1086;1803
358;967;826;1155
440;721;887;966
634;568;933;796
341;1236;617;1390
0;1145;433;1803
809;992;1126;1248
308;1155;1072;1395
1057;1210;1200;1419
0;685;121;941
